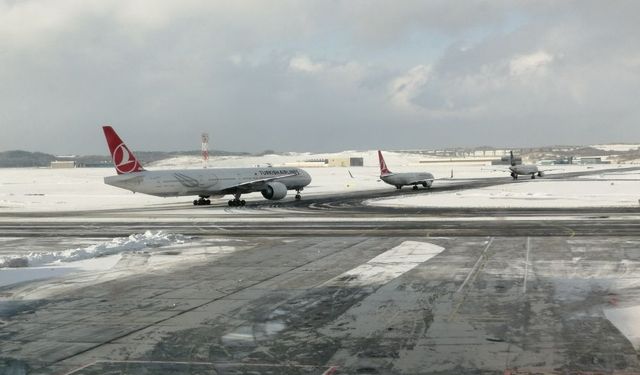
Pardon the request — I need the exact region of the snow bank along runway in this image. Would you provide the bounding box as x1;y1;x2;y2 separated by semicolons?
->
3;166;640;374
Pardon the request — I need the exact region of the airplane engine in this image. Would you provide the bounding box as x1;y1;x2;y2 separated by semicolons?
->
261;181;288;200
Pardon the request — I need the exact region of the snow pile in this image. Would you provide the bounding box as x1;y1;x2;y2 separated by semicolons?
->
0;231;189;268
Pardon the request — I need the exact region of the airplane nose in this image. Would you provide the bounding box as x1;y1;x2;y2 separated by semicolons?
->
304;170;312;185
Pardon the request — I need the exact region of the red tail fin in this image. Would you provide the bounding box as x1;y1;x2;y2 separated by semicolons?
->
102;125;145;174
378;150;392;176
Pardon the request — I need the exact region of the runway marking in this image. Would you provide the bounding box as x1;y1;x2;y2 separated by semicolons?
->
523;237;530;294
449;237;494;321
323;241;444;287
551;223;576;237
456;237;494;294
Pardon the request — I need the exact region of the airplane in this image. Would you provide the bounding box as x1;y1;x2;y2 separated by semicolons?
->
102;126;312;207
508;151;544;180
377;150;434;190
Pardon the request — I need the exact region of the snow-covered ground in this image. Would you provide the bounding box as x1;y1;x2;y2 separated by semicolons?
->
591;144;640;152
369;169;640;208
0;155;460;212
0;230;188;269
0;152;627;212
0;153;637;290
0;233;241;299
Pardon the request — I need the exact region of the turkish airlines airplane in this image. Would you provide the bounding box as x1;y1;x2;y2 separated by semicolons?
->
508;151;544;179
102;126;312;206
378;150;434;190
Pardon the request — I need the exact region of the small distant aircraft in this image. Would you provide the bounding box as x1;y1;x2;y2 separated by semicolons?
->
102;126;311;206
378;150;434;190
508;151;544;180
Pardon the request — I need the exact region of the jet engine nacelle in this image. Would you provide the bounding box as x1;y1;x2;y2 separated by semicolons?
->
261;181;288;200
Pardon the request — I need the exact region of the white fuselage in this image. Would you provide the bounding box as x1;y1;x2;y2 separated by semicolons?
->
509;164;539;176
104;167;311;197
380;172;434;188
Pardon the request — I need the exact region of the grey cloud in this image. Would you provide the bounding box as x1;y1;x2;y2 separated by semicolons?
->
1;1;640;154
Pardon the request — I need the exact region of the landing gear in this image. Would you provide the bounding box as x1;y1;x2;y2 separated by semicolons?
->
295;188;302;201
412;185;419;190
396;185;402;190
193;196;211;206
511;172;518;180
228;199;246;207
422;182;429;188
227;193;246;207
531;174;536;179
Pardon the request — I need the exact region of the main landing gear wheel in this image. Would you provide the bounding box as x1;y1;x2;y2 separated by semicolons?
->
193;197;211;206
531;174;536;179
412;185;419;190
396;185;402;190
228;199;246;207
228;193;245;207
511;172;518;180
294;188;303;201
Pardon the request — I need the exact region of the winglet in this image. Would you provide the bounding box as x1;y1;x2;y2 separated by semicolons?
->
102;125;145;175
378;150;392;176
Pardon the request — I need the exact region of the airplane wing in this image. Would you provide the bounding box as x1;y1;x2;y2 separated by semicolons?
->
539;167;564;172
218;173;298;194
481;167;510;172
407;179;432;185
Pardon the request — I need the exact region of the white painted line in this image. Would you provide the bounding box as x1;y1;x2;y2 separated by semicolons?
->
323;241;444;287
523;237;530;294
456;237;494;294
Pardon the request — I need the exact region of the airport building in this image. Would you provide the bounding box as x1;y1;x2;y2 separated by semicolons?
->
284;156;364;168
50;160;76;169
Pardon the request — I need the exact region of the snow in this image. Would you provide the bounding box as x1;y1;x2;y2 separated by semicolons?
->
604;306;640;349
0;230;188;268
0;238;239;297
591;144;640;152
0;153;637;292
323;241;444;287
0;266;77;288
369;179;640;208
0;153;624;212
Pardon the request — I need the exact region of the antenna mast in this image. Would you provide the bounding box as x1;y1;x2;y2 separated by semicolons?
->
201;133;209;168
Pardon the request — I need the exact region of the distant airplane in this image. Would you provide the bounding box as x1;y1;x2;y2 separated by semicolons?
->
377;150;434;190
102;126;311;206
508;151;544;180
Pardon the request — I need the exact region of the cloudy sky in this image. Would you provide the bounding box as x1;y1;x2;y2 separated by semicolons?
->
2;1;640;154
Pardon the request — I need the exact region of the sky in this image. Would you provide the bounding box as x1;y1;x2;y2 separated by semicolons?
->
1;0;640;154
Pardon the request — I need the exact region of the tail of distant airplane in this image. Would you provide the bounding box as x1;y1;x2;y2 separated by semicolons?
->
102;125;145;175
509;151;516;166
378;150;392;176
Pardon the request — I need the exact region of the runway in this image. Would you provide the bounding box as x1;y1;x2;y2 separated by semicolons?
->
2;167;640;374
